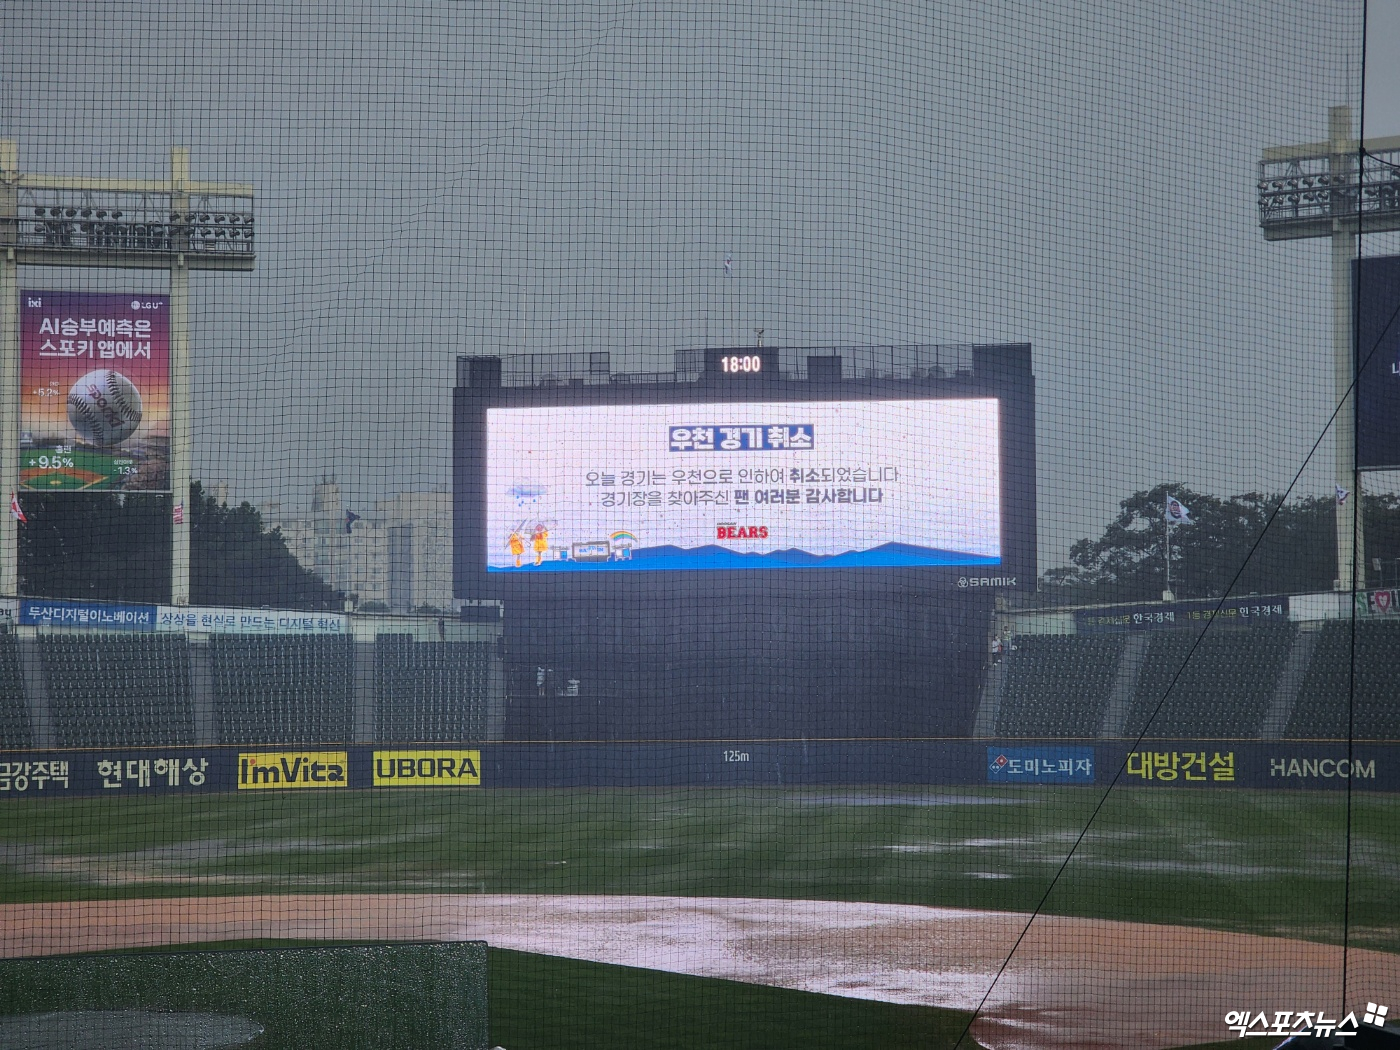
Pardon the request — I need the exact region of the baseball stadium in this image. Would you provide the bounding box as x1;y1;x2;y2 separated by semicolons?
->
0;1;1398;1048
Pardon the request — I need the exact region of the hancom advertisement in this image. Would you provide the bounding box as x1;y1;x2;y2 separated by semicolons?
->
1355;256;1400;469
485;398;1002;572
19;290;170;492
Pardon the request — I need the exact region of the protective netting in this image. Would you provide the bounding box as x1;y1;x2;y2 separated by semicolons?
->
0;2;1393;1048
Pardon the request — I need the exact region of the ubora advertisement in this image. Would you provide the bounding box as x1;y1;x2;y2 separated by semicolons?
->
372;750;482;786
19;290;171;492
485;398;1003;572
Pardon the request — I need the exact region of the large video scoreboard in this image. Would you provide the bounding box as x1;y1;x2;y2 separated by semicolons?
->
453;345;1035;741
455;345;1035;591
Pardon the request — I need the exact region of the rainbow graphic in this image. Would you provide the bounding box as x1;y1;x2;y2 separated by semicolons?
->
609;531;637;547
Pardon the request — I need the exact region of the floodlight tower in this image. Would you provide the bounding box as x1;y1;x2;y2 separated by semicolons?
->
0;142;254;603
1259;106;1400;591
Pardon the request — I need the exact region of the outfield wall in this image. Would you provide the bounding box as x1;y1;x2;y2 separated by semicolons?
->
0;739;1393;796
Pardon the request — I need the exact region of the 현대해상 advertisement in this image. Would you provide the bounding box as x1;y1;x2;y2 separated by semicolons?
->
485;398;1002;572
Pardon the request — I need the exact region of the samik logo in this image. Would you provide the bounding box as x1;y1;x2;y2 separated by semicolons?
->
238;752;348;790
372;750;482;787
717;524;768;540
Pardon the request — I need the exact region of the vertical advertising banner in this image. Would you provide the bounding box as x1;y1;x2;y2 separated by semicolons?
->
19;290;170;492
1355;256;1400;470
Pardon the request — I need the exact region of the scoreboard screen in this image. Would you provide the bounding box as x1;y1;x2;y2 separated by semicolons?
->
484;397;1002;573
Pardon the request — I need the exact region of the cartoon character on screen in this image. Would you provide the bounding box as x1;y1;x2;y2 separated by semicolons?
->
507;529;525;568
532;523;550;566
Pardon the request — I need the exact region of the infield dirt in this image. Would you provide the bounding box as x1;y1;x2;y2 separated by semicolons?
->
2;893;1396;1050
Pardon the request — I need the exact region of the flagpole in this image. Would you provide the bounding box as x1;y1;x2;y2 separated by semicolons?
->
1163;520;1174;602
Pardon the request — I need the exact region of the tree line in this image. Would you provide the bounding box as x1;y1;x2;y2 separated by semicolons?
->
1040;482;1400;605
18;478;1395;611
18;482;341;609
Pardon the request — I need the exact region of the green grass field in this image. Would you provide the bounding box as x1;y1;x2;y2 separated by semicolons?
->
1;785;1395;953
491;948;985;1050
0;786;1392;1050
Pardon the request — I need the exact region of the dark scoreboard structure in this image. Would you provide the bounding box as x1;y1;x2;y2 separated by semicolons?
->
454;344;1036;742
1357;255;1400;469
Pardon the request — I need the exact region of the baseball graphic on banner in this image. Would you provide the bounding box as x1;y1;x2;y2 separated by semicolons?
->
67;370;144;447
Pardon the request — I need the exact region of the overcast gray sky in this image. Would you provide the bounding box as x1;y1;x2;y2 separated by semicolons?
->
1368;0;1400;137
0;0;1377;568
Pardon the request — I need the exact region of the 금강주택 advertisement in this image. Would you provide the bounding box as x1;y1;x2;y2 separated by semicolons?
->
485;398;1002;572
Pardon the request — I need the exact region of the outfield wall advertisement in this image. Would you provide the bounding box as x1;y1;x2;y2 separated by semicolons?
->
0;742;1391;796
20;290;171;492
485;398;1002;572
1075;595;1290;633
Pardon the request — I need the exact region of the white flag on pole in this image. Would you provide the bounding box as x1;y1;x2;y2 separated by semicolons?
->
1336;484;1350;506
1164;495;1193;525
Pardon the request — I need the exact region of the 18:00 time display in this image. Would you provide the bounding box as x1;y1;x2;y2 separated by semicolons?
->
720;354;763;374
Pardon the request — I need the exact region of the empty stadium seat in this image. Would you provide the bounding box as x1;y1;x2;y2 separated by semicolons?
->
210;635;354;744
993;634;1126;737
1287;619;1400;740
42;633;194;748
1122;624;1296;739
374;634;492;742
0;631;31;748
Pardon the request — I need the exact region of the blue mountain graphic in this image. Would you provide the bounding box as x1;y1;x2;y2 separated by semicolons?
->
490;541;999;572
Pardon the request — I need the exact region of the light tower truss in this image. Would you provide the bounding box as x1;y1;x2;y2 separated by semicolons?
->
0;143;254;603
1259;132;1400;241
1258;112;1400;593
4;177;253;270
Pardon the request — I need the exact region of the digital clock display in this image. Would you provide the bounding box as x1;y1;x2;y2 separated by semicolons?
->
703;347;777;378
720;354;763;374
